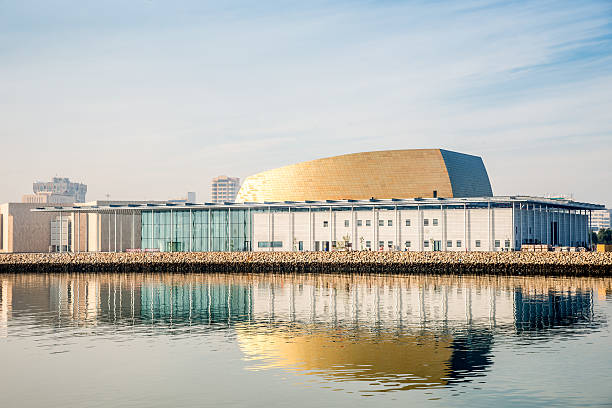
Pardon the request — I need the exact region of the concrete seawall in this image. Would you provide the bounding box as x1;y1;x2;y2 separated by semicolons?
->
1;251;611;276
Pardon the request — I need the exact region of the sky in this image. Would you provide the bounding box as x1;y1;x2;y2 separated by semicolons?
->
1;0;611;205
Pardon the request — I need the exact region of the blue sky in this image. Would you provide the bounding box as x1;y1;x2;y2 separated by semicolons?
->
1;0;611;205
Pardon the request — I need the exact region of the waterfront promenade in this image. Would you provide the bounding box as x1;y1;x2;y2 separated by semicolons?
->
0;251;611;275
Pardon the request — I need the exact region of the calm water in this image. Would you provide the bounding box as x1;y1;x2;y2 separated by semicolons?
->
0;273;611;407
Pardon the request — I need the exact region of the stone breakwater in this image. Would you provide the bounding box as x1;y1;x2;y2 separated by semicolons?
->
0;251;611;275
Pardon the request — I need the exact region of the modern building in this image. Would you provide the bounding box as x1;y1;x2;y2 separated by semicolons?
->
211;176;240;203
35;196;602;253
0;203;62;253
590;209;611;231
22;177;87;203
237;149;493;203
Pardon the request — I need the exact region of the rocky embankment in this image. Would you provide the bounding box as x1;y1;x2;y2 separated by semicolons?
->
0;251;611;275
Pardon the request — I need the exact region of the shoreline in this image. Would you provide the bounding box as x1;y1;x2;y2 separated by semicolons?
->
1;251;611;276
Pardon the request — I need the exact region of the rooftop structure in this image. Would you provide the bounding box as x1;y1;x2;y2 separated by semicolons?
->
236;149;493;203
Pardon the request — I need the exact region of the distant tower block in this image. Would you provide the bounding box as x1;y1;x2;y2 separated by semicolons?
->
211;176;241;203
22;177;87;203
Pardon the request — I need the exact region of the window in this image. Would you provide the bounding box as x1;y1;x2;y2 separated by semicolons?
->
529;227;532;234
357;220;363;226
424;219;429;226
344;220;349;227
495;240;501;248
365;241;371;248
378;219;384;226
258;241;283;248
405;241;411;248
323;221;328;227
388;241;393;248
424;241;429;248
433;219;438;226
475;240;481;248
447;240;452;248
298;241;304;251
505;240;510;248
387;220;393;226
332;241;337;248
379;241;384;248
405;219;411;226
456;240;462;247
366;220;371;226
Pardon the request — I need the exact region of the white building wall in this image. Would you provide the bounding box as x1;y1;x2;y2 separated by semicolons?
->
251;205;523;252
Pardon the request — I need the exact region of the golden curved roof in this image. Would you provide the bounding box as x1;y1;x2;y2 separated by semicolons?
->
236;149;492;202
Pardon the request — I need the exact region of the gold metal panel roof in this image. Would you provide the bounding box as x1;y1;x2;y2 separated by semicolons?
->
237;149;482;202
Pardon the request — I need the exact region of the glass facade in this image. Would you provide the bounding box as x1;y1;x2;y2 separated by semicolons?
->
141;209;251;252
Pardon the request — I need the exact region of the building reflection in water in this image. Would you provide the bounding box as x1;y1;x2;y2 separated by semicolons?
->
1;273;609;392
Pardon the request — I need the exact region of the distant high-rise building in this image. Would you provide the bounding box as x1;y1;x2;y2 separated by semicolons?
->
591;209;611;231
22;177;87;203
211;176;240;203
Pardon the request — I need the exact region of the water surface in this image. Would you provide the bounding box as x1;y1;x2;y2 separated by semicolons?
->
1;273;611;407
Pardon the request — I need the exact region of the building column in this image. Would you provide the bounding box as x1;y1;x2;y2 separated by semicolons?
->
464;203;468;251
418;205;422;251
395;205;399;251
309;206;312;251
329;206;333;250
59;211;62;253
268;206;272;252
441;204;446;251
131;211;135;250
189;209;193;252
488;201;492;251
228;208;231;252
511;202;515;251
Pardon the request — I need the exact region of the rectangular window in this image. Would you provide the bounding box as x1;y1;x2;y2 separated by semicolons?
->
298;241;304;251
405;219;411;226
258;241;282;248
475;240;481;248
332;241;337;248
424;219;429;226
366;220;371;226
405;241;411;248
456;240;462;247
378;219;384;226
344;220;349;227
505;240;510;248
447;240;452;248
379;241;384;248
365;240;371;248
357;220;362;226
424;241;429;248
433;219;438;226
495;240;501;248
388;241;393;248
323;221;328;227
387;220;393;226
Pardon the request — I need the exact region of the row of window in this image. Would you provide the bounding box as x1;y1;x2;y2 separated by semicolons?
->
254;239;513;250
324;219;440;228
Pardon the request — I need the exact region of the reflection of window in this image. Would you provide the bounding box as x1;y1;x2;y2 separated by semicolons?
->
366;241;371;248
323;221;328;227
405;219;411;226
387;220;393;226
357;220;363;226
495;240;501;248
447;240;452;247
433;219;438;226
378;220;384;226
475;240;481;247
456;240;462;247
405;241;411;248
424;241;429;247
344;220;349;227
366;220;371;226
424;219;429;226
